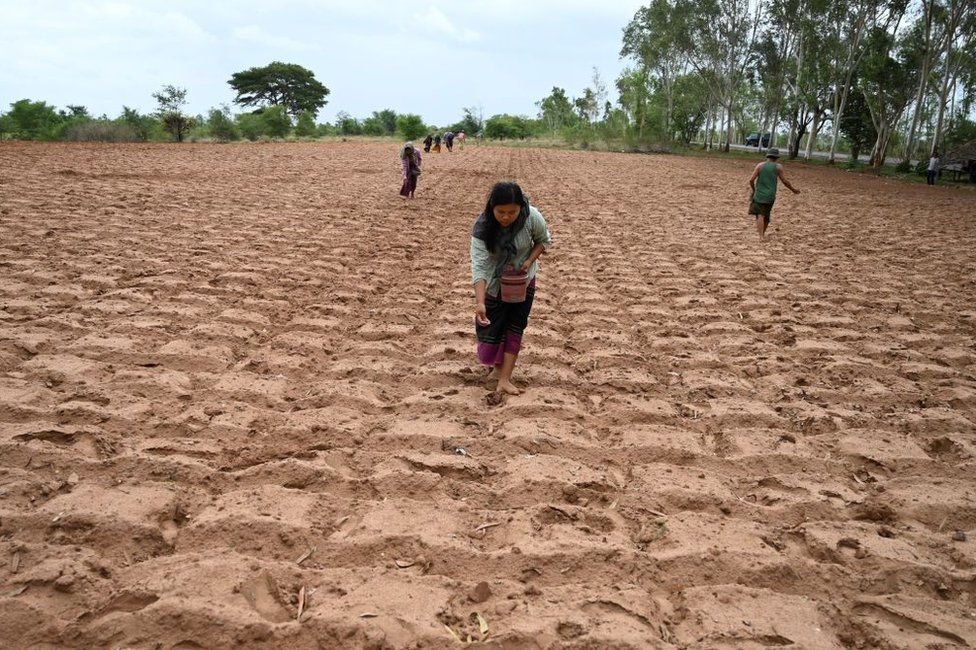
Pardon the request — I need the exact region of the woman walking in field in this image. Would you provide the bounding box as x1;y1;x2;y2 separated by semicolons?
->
399;142;422;199
471;182;552;395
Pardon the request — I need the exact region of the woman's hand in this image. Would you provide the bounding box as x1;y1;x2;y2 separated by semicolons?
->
475;303;490;326
519;259;532;273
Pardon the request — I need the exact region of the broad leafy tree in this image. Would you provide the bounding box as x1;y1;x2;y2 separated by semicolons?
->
153;85;194;142
3;99;62;140
396;114;426;140
228;62;329;118
537;87;577;134
207;106;239;142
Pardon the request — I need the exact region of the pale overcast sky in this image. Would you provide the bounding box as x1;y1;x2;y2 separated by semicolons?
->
1;0;646;125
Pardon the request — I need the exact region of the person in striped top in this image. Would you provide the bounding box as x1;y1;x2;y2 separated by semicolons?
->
399;142;421;199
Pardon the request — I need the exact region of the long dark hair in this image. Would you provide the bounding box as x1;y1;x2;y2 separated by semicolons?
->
474;181;529;253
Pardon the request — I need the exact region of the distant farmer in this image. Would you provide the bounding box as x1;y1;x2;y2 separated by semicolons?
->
471;182;552;397
433;134;442;153
422;133;433;153
399;142;422;199
927;150;940;185
457;130;466;149
444;131;455;152
748;147;800;241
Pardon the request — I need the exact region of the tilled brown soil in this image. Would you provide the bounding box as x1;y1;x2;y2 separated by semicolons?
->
1;141;975;649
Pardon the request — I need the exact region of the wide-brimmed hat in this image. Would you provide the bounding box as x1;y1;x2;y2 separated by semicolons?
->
766;147;780;158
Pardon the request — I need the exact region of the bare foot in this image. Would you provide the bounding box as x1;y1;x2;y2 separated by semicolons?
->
496;380;521;395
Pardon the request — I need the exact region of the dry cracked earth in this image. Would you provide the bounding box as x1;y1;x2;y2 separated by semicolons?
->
1;141;976;649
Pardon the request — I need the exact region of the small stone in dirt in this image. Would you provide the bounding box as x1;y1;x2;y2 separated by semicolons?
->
952;530;967;542
469;581;492;604
877;526;896;538
562;484;579;502
486;392;504;406
53;574;75;592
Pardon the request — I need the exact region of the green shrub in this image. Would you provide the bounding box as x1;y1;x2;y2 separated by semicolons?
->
63;120;140;142
336;111;363;135
208;107;240;142
236;112;266;141
262;105;291;138
120;106;159;141
4;99;62;140
396;114;426;140
294;111;316;137
894;160;911;173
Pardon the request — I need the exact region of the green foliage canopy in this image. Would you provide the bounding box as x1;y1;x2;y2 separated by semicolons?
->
484;114;532;139
207;106;240;142
153;85;194;142
3;99;62;140
396;114;427;140
228;62;329;118
261;105;292;138
295;111;317;137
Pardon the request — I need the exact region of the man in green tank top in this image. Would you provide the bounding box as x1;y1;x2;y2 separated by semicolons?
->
748;148;800;240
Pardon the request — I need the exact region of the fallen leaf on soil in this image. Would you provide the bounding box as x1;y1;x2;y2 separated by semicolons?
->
472;522;502;535
296;546;316;565
444;624;464;643
360;612;378;618
3;585;28;598
395;559;414;569
10;553;21;574
297;586;307;621
476;612;489;635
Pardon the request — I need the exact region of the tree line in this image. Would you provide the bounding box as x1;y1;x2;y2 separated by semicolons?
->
611;0;976;166
0;62;477;144
3;2;974;164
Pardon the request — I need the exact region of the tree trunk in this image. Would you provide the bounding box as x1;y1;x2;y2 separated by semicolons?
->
804;112;821;160
722;99;732;153
930;0;967;157
871;121;891;168
702;103;712;149
828;85;852;164
827;5;870;164
709;103;718;150
904;1;936;162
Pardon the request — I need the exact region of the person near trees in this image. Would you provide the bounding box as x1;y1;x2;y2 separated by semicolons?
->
457;130;466;150
444;131;455;152
433;134;442;153
748;148;800;241
422;133;433;153
927;150;940;185
399;142;422;199
471;182;552;396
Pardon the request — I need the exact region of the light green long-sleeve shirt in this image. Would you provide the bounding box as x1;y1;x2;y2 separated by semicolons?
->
470;206;552;296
